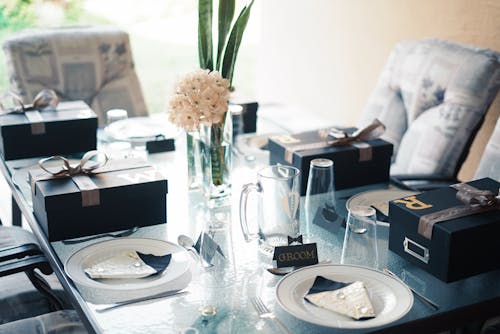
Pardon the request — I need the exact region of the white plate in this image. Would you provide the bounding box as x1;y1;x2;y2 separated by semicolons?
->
65;238;191;304
276;264;413;329
346;189;419;216
104;115;180;143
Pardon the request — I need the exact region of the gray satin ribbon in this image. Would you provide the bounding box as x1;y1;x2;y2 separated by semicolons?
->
418;183;500;239
32;152;154;207
282;119;385;163
34;151;108;207
0;89;59;135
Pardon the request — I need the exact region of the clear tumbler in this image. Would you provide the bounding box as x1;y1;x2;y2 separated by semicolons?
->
340;206;378;269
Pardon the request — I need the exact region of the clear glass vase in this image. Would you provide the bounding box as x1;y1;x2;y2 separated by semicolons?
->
199;112;232;207
186;131;201;190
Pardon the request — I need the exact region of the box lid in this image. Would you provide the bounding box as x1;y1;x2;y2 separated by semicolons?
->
0;101;97;137
29;158;168;212
270;128;393;164
390;178;499;237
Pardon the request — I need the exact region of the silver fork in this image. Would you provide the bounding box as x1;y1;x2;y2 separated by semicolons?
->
251;297;292;334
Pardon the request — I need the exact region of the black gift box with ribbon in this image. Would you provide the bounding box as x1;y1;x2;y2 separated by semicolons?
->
268;122;393;195
0;100;97;160
28;155;168;241
388;178;500;282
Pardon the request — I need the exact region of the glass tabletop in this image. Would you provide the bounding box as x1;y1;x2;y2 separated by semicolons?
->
5;130;500;333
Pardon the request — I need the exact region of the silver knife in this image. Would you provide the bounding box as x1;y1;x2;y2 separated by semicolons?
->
94;290;188;313
383;268;439;310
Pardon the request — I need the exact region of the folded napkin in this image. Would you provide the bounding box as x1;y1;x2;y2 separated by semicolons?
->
370;205;389;222
305;276;376;320
84;251;171;279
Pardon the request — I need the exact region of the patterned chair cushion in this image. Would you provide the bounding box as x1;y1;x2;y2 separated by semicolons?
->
358;38;500;178
475;117;500;181
2;26;148;126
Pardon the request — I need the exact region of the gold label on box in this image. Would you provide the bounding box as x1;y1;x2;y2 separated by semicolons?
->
394;195;433;210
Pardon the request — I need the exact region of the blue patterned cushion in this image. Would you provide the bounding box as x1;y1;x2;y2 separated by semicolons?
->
2;26;148;126
359;38;500;178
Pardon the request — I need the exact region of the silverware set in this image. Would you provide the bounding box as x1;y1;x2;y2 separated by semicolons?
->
383;268;439;310
251;296;292;334
94;290;188;313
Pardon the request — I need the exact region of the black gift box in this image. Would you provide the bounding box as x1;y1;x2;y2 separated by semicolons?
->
0;101;97;160
230;100;258;136
29;158;168;241
388;178;500;282
268;129;393;195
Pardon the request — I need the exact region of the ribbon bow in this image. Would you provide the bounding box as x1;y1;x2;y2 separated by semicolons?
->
283;119;386;163
288;235;303;245
38;150;108;177
0;89;59;114
418;183;500;239
322;118;386;146
34;151;108;207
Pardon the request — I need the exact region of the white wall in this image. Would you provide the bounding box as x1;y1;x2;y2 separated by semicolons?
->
256;0;500;179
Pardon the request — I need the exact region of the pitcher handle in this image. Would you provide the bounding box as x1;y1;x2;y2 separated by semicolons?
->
239;182;260;242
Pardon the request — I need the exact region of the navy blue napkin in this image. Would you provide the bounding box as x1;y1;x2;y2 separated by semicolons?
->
370;205;389;222
137;252;172;276
306;276;351;295
305;276;375;321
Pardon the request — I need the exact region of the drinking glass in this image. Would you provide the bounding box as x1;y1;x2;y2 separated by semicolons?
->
104;109;131;159
240;165;301;256
198;207;236;288
340;206;378;268
304;158;340;238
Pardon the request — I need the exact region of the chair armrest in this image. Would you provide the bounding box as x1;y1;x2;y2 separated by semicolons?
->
392;174;458;182
0;254;52;277
0;243;42;262
392;174;459;192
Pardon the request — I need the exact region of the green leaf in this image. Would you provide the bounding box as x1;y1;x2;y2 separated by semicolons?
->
216;0;235;71
198;0;213;70
221;0;254;85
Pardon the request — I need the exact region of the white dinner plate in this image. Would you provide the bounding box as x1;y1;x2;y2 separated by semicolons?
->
65;238;191;304
346;189;419;216
104;115;180;143
276;264;413;329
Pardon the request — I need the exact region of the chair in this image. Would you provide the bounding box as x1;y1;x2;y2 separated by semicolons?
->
358;38;500;189
2;25;148;126
474;116;500;181
0;224;85;332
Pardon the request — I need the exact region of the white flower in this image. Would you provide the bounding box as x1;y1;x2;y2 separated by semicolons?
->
168;69;230;131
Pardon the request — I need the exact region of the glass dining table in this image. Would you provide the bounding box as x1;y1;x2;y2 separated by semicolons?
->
2;117;500;334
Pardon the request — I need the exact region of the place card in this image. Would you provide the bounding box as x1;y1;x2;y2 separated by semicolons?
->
273;238;318;268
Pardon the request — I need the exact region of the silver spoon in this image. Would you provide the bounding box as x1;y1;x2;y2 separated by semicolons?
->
62;226;139;245
177;234;213;267
266;260;331;276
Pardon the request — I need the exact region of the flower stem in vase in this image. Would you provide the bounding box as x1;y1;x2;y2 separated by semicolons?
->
200;114;232;207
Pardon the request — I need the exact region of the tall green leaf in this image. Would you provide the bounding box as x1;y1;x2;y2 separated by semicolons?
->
198;0;213;70
221;0;254;85
216;0;235;70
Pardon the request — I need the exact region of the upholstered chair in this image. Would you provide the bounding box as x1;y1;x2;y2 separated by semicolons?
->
358;38;500;183
474;117;500;181
2;26;148;126
0;225;84;331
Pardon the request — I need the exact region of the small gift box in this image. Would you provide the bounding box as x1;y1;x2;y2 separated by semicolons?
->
388;178;500;282
0;90;97;160
268;119;393;195
29;151;168;241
